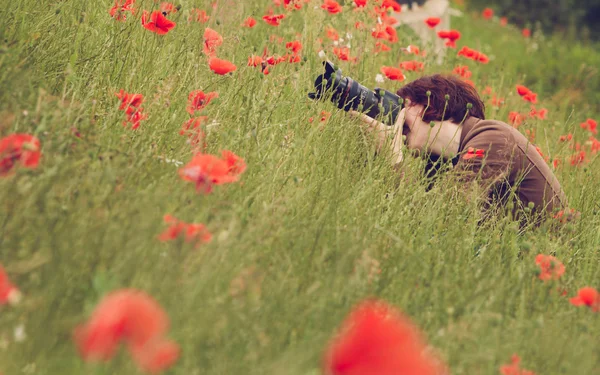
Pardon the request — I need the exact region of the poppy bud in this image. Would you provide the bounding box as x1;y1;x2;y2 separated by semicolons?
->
55;8;61;14
176;4;181;11
466;103;473;109
430;121;435;128
426;90;431;97
528;202;535;209
444;94;450;101
398;98;404;105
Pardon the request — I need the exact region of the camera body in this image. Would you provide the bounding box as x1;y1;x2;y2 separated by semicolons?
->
308;61;404;126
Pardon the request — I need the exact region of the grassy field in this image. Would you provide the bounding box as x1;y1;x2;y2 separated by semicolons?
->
1;0;599;374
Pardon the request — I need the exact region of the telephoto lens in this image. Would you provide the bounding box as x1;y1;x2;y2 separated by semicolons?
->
308;61;404;125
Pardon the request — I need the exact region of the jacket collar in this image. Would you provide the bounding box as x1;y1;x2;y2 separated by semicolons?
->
458;116;482;153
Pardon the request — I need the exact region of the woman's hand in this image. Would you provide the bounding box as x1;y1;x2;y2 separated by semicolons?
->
349;109;406;164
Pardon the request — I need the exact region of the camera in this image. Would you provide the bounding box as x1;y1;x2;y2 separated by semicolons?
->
308;61;404;126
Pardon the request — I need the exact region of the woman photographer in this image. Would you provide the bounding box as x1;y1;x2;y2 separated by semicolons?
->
351;74;567;221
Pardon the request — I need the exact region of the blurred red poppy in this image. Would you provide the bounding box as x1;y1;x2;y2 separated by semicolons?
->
453;65;471;79
0;134;41;176
326;26;339;41
263;13;285;26
322;0;343;14
179;152;243;193
522;28;531;38
116;89;144;110
323;300;445;375
74;289;179;372
0;264;21;305
535;254;565;281
380;66;405;81
187;90;218;115
580;118;597;134
242;16;257;28
123;107;147;130
425;17;440;28
381;0;401;12
159;2;177;15
500;354;536;375
203;28;223;57
109;0;135;21
189;9;210;23
222;150;247;176
399;60;424;72
569;287;599;312
457;46;488;63
333;47;357;62
141;10;176;35
208;57;237;75
482;8;493;20
158;214;212;246
180;117;208;151
354;0;367;7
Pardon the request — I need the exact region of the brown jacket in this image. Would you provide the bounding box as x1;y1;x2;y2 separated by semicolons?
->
454;116;567;216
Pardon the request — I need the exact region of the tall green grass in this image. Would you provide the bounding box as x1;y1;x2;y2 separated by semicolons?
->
1;1;599;374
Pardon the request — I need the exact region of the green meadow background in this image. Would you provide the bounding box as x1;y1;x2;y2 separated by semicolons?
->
1;0;599;374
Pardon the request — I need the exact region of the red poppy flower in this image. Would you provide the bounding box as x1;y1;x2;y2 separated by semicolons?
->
222;150;247;177
159;2;177;15
457;46;488;63
187;90;218;115
453;65;471;79
380;66;405;81
569;287;600;312
399;60;424;72
463;147;485;160
141;10;176;35
285;40;303;54
404;44;421;55
326;26;340;41
322;0;343;14
262;13;285;26
529;106;547;120
580;118;597;134
500;354;536;375
179;152;244;194
522;28;531;38
116;89;144;110
180;117;208;151
354;0;367;7
500;17;508;26
535;254;565;281
491;95;505;107
242;16;257;28
371;24;398;43
482;8;493;20
203;28;223;57
381;0;401;12
508;112;525;127
123;107;147;130
332;47;357;62
570;150;586;166
324;300;446;375
247;55;263;67
309;111;332;123
158;214;213;246
0;264;21;305
437;29;461;42
208;57;237;75
559;133;573;142
425;17;440;28
374;41;391;52
73;289;180;371
109;0;135;21
189;9;209;23
0;134;42;176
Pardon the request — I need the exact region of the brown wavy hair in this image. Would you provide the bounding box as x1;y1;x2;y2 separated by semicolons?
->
396;74;485;123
